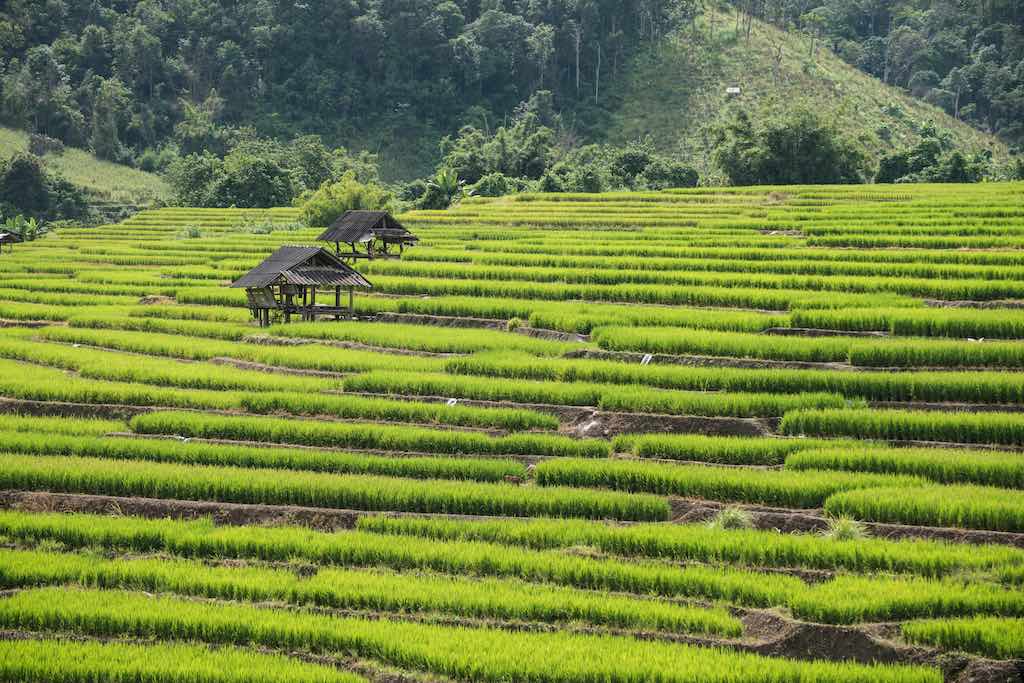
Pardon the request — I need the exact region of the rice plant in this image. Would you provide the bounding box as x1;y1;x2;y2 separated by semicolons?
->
0;454;665;520
823;484;1024;532
0;587;940;683
902;617;1024;659
0;637;363;683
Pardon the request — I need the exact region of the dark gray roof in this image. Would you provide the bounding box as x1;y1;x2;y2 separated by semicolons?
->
316;210;418;245
0;232;22;244
231;246;372;289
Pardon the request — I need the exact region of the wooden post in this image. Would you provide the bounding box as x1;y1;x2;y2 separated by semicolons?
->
348;288;354;319
302;288;308;321
310;287;317;321
334;286;341;320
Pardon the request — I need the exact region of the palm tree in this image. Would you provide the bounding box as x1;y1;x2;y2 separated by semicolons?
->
427;168;465;208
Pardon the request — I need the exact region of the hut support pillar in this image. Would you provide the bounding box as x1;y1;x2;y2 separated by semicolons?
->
334;286;341;320
310;287;317;320
348;288;354;319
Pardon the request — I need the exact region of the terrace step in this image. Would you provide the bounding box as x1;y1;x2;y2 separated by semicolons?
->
669;498;1024;549
763;327;889;338
564;348;855;372
925;299;1024;309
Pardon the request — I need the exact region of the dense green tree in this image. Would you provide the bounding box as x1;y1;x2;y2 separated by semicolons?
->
714;109;867;185
299;172;394;226
0;153;87;221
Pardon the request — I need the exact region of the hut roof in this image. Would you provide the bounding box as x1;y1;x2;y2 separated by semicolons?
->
230;246;372;289
0;232;23;244
316;210;418;245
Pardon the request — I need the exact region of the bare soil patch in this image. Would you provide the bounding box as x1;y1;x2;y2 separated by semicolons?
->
925;299;1024;310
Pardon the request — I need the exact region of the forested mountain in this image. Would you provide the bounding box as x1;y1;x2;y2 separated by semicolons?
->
0;0;1019;202
0;0;695;177
726;0;1024;147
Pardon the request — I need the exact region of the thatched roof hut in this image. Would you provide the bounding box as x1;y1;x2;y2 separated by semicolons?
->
231;246;371;326
317;210;418;259
0;232;22;253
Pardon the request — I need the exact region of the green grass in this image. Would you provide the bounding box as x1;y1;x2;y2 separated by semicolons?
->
0;125;168;205
605;13;1007;181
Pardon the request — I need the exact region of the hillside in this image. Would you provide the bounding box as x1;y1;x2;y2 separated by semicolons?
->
0;127;168;209
1;184;1024;680
603;15;1009;181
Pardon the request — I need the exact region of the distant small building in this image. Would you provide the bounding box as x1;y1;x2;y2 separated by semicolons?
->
0;232;22;254
317;210;418;261
726;86;742;97
230;246;372;327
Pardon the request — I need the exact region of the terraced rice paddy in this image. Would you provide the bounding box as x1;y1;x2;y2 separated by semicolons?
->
0;183;1023;681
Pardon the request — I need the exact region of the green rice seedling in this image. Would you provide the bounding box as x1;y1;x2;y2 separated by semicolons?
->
0;431;525;483
240;392;558;430
598;387;856;417
268;320;577;356
848;338;1024;368
0;547;741;636
529;303;790;335
130;411;610;458
356;516;1024;577
0;511;801;605
0;301;85;321
791;575;1024;624
343;370;606;406
0;454;667;521
0;587;940;683
791;307;1024;340
0;415;124;435
823;484;1024;533
592;327;853;362
0;287;135;307
69;314;252;340
0;335;343;393
37;327;446;374
613;434;846;465
0;358;242;410
782;408;1024;447
534;458;923;508
902;617;1024;659
127;304;253;323
368;274;918;311
0;637;364;683
446;352;1024;404
786;446;1024;488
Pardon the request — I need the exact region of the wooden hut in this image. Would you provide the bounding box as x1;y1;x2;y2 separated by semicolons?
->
0;232;22;254
230;246;372;327
316;210;418;261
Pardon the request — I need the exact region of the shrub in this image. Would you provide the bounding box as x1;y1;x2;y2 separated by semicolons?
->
298;171;394;227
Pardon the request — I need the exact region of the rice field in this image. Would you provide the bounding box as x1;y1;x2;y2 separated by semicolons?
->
0;184;1023;680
